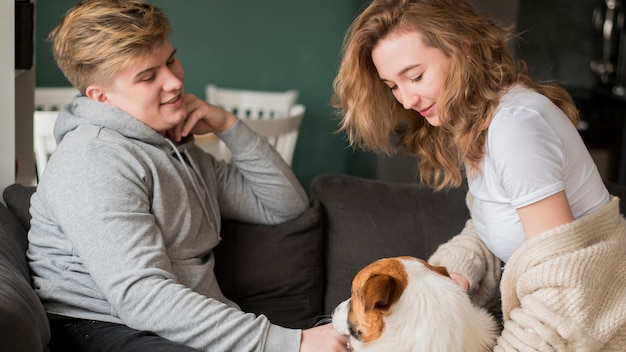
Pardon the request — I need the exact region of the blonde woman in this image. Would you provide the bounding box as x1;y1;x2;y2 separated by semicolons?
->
28;0;348;351
333;0;626;349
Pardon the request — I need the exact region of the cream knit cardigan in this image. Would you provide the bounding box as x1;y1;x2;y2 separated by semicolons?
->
429;196;626;351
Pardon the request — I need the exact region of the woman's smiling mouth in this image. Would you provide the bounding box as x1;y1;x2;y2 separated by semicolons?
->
419;104;434;117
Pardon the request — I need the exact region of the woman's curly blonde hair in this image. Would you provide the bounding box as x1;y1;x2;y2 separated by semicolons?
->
333;0;578;190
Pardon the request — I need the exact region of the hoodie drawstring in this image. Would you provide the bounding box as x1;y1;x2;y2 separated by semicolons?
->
165;138;219;237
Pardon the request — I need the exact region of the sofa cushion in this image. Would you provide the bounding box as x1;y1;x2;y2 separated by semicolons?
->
311;174;470;315
3;184;36;231
213;200;325;329
1;191;50;351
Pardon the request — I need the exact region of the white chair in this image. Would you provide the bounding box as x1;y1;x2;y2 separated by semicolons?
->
202;84;305;165
35;87;79;111
206;84;298;118
34;111;59;182
34;87;79;181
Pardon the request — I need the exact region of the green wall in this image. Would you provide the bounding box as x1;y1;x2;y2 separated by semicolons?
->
35;1;378;190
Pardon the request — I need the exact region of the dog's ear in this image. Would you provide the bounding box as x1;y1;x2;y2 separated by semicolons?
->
361;274;404;312
429;264;450;278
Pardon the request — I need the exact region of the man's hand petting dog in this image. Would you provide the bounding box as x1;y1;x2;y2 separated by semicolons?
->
300;323;351;352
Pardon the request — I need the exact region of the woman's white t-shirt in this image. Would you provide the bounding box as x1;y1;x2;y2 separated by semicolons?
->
468;85;610;262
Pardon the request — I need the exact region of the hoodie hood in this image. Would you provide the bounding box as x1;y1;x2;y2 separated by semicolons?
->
54;95;172;150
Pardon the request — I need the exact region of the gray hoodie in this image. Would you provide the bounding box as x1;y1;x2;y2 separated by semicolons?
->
27;96;308;351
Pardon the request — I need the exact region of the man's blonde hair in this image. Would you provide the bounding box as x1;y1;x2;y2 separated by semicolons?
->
48;0;171;94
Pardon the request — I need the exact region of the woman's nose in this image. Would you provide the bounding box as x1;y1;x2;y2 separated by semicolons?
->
400;88;419;110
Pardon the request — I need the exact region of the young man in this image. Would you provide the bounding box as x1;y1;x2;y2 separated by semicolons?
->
28;1;347;351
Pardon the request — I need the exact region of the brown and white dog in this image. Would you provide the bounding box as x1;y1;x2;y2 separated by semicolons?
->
332;256;497;352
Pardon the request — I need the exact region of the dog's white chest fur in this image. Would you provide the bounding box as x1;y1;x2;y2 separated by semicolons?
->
332;256;497;352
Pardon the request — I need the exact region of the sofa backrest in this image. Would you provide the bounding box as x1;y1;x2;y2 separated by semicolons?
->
310;174;470;315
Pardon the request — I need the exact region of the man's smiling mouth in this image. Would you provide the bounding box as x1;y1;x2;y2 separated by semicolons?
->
161;95;179;105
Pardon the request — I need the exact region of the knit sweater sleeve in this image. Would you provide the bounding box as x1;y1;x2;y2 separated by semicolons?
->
428;192;502;307
428;219;502;307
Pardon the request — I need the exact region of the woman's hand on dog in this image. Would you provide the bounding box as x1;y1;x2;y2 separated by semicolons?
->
300;323;350;352
450;272;470;292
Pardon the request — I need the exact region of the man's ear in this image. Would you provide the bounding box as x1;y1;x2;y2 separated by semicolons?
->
85;85;108;103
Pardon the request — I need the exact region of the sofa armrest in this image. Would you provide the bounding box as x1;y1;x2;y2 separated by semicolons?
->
1;188;50;351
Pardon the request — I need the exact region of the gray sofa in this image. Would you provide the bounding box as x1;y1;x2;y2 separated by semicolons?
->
2;173;625;351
